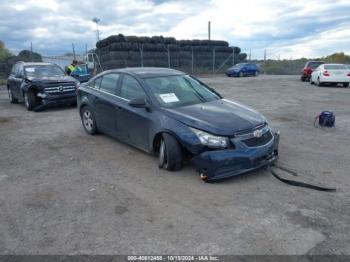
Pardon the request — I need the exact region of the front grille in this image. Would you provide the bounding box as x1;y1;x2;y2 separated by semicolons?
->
242;130;273;147
44;85;76;95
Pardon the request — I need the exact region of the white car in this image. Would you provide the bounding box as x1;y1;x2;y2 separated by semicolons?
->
310;64;350;87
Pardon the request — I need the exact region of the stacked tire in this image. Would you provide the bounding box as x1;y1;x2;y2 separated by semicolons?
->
96;34;246;72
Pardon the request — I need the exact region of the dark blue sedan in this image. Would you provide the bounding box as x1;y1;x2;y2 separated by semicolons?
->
77;68;279;182
226;63;260;77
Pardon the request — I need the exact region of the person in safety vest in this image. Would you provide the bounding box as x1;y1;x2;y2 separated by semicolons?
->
66;60;77;75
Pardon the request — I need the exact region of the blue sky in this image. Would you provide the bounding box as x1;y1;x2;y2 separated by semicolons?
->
1;0;350;59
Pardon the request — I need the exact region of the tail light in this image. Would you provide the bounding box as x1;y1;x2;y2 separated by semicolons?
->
347;72;350;76
304;67;312;74
323;71;330;76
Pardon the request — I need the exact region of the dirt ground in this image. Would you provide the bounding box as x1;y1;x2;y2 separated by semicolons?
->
0;75;349;255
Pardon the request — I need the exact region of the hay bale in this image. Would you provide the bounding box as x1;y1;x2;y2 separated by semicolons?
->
238;53;247;61
210;40;229;47
192;46;211;52
233;47;241;54
214;46;233;53
164;37;176;44
138;36;151;43
150;36;164;43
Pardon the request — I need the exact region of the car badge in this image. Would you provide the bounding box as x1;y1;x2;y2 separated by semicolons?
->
253;129;263;138
58;86;63;92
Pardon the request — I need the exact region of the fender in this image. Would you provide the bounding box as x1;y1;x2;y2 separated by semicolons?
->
149;114;203;154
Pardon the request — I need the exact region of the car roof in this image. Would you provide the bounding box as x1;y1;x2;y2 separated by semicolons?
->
104;67;185;78
16;62;56;66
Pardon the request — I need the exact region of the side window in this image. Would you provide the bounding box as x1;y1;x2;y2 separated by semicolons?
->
120;75;146;100
100;74;119;94
11;64;18;76
93;77;102;89
17;66;24;78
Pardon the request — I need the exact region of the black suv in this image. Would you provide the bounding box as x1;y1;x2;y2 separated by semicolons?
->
7;62;79;111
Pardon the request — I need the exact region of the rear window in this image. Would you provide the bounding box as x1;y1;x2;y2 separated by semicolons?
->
324;65;346;70
306;61;324;69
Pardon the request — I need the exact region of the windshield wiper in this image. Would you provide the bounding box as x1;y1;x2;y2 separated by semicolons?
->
183;78;206;102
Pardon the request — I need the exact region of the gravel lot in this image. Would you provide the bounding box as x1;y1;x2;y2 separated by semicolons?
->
0;75;349;255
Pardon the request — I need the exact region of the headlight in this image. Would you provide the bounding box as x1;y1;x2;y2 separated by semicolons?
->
190;127;229;148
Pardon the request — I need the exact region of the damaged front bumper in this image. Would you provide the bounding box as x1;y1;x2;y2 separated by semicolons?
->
192;131;280;182
35;92;76;110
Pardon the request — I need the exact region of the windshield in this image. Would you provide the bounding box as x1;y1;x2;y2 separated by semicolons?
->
24;65;65;77
307;62;324;69
145;75;220;108
232;63;245;69
72;64;88;76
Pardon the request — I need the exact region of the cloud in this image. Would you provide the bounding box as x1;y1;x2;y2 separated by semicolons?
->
0;0;349;58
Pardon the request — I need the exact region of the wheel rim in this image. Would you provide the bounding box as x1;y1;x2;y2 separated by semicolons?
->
239;72;243;77
83;110;94;131
8;89;12;101
24;93;29;108
159;139;167;168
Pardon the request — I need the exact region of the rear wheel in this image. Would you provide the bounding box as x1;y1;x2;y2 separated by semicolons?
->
316;77;323;87
254;71;259;76
158;133;182;171
301;76;306;82
343;83;349;87
8;88;18;103
81;106;97;135
24;91;37;110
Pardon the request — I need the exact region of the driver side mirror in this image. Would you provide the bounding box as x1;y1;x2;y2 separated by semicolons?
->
129;97;151;111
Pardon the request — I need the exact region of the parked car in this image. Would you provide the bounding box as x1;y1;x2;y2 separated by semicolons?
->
77;68;279;182
7;62;79;110
226;63;259;77
301;60;324;82
310;64;350;87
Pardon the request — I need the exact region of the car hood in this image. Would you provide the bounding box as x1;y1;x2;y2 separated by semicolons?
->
163;99;266;136
26;75;78;84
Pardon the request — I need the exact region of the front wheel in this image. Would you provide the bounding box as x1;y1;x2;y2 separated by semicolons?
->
239;72;244;77
8;88;18;103
81;106;97;135
158;133;182;171
254;71;259;76
343;83;349;87
24;91;37;110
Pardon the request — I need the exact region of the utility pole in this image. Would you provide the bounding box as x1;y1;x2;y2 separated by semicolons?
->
92;17;101;42
72;43;76;60
264;49;266;74
208;21;211;41
30;42;33;62
232;48;235;66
